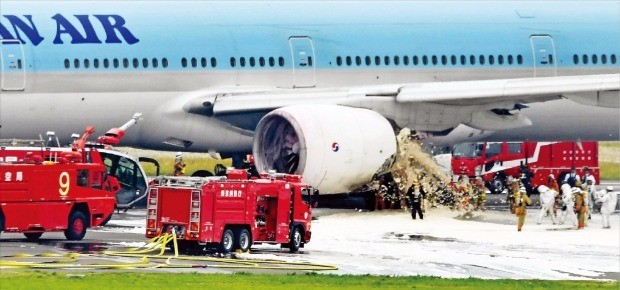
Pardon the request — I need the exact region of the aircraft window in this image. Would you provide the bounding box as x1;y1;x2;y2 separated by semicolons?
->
548;54;553;64
191;57;197;68
346;56;352;66
17;59;22;69
460;55;466;65
517;55;523;64
573;54;579;64
249;57;255;67
450;55;456;65
181;57;188;68
74;59;80;69
394;55;400;66
259;57;265;67
411;56;418;65
582;54;588;64
384;56;390;65
229;57;236;67
132;58;139;68
83;59;89;69
94;59;99;68
113;58;119;68
355;56;362;66
162;58;169;68
142;58;148;68
308;56;313;66
278;57;285;67
374;56;380;65
123;58;129;68
365;56;371;66
152;58;158;68
498;55;504;65
489;55;494;65
601;54;607;64
403;56;409;65
269;57;275;67
592;54;598;64
469;55;475;65
336;56;342;66
431;55;437;65
441;55;447;65
508;55;514;65
611;54;617;64
422;55;428;65
64;59;70;69
479;55;485;65
211;57;217;67
201;57;207;68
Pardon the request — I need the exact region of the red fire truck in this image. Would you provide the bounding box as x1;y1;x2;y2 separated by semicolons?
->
451;141;599;194
0;156;118;240
0;114;155;210
146;170;313;253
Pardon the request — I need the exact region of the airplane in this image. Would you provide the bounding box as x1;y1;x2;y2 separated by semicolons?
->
0;1;618;195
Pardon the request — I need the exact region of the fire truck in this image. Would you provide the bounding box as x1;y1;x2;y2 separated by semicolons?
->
0;150;119;240
0;114;155;210
145;170;313;253
451;141;599;194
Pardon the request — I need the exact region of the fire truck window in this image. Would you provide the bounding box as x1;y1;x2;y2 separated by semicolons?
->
507;143;522;154
116;157;136;189
91;171;103;190
452;143;482;158
485;143;501;158
77;170;89;187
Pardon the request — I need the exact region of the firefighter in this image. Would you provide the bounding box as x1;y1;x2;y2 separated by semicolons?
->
407;180;426;219
472;176;487;211
173;152;186;176
559;183;577;226
506;176;519;214
595;186;617;229
375;178;387;211
537;185;557;225
515;186;532;232
573;186;587;229
563;166;580;187
547;174;560;217
583;171;597;215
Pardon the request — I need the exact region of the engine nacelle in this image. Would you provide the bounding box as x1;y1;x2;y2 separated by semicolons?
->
253;104;396;194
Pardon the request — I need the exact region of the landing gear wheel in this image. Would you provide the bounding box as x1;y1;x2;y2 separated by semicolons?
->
220;228;234;253
289;226;302;253
64;211;88;241
235;228;251;252
24;232;43;241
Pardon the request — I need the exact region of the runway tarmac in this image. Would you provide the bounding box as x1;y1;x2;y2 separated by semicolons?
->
1;201;618;280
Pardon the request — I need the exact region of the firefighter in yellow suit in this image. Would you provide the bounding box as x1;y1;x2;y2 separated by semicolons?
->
573;187;587;229
515;186;532;232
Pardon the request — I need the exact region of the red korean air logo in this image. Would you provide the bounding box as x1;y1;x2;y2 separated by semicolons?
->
331;142;339;152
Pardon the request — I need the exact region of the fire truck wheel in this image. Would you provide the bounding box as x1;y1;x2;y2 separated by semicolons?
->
289;226;303;253
24;232;43;241
236;228;251;252
64;211;88;241
220;228;235;253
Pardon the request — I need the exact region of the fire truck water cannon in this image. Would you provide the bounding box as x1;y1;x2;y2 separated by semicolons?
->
97;113;142;146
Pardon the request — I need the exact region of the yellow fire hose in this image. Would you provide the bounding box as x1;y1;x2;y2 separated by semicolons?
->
0;231;338;271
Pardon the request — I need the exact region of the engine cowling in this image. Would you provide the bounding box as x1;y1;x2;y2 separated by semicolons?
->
253;104;397;194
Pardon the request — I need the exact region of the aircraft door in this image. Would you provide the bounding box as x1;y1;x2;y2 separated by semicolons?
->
0;39;26;91
529;35;556;77
288;36;316;88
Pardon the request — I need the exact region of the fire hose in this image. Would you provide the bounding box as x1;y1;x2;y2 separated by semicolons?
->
0;231;338;271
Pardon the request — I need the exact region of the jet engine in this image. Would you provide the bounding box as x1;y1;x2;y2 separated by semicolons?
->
253;104;397;194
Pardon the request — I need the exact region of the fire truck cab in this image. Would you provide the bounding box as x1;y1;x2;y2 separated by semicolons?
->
0;159;118;240
146;170;313;253
451;141;599;194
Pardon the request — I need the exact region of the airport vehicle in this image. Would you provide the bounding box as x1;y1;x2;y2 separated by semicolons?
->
145;170;313;253
0;115;153;209
0;1;618;196
452;141;599;193
0;152;118;240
